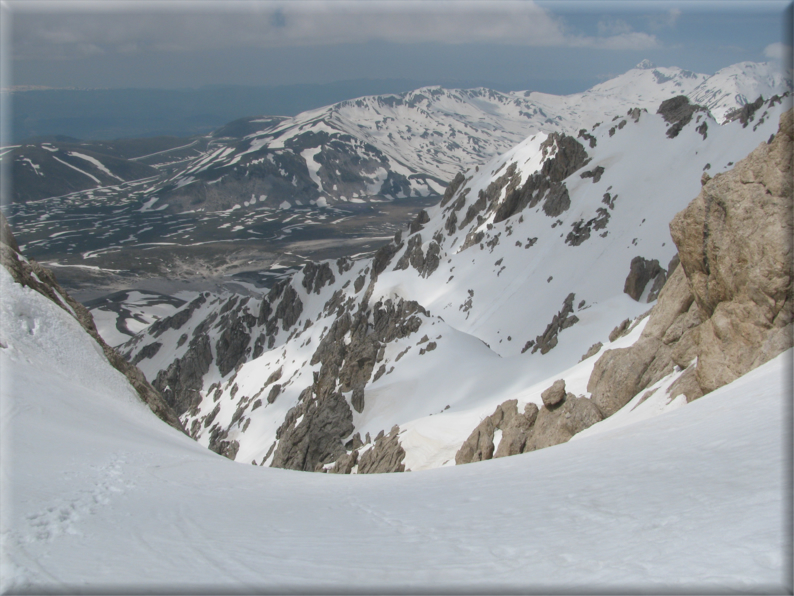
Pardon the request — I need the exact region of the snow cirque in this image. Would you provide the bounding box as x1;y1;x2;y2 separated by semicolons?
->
121;87;791;473
1;262;790;591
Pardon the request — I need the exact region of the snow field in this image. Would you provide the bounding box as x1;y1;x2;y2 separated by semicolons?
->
1;270;789;591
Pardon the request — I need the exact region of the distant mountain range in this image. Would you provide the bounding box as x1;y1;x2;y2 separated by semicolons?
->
1;60;790;293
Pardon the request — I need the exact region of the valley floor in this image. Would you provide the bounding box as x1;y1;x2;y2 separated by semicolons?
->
2;300;790;593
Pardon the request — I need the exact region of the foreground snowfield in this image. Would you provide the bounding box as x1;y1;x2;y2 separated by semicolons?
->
1;271;790;593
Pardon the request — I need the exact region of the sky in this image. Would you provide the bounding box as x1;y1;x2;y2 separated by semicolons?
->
2;0;792;94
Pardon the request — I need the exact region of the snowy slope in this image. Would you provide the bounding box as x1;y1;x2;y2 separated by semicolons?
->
689;61;793;123
121;93;790;472
1;268;789;592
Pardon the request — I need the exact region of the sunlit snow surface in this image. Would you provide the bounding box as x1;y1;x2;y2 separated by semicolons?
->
1;268;790;593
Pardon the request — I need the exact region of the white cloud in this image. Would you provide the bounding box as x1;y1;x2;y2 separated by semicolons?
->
11;0;663;60
573;31;660;51
764;42;791;61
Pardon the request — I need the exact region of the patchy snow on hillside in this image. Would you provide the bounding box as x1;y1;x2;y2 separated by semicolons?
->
0;267;789;592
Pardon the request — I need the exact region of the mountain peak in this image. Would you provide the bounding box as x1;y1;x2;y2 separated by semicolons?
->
636;59;656;70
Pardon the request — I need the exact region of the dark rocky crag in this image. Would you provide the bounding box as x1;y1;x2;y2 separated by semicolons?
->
0;213;186;434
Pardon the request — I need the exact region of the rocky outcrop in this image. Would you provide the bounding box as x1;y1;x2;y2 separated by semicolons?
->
669;108;793;393
371;237;404;279
540;379;566;407
357;426;406;473
493;134;589;224
522;293;579;355
657;96;709;139
148;293;207;338
455;400;541;464
271;389;355;472
455;384;602;465
725;95;765;128
271;297;427;472
409;209;431;234
302;262;336;295
214;307;256;377
522;395;603;453
564;208;610;247
623;256;664;301
588;109;793;414
153;334;213;416
0;218;186;434
439;171;466;208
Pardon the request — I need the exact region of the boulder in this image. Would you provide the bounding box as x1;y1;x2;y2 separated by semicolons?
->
541;379;566;407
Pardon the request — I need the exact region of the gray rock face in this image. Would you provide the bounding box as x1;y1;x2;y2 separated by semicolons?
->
493;134;589;224
577;129;597;149
541;379;566;407
130;341;162;366
725;95;765;127
358;426;406;473
494;403;539;457
564;208;610;247
0;212;19;252
669;107;793;393
274;284;303;332
153;334;214;416
580;166;605;183
455;413;498;464
439;171;466;208
271;390;355;472
328;449;358;474
394;234;423;272
527;293;579;354
0;226;185;434
409;209;431;235
271;297;426;472
580;342;603;362
624;256;664;301
458;193;487;230
608;318;632;342
657;96;708;138
149;293;208;338
215;310;254;377
302;262;336;295
371;238;404;279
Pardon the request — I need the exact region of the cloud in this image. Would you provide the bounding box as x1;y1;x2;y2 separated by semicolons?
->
10;0;661;60
764;42;791;61
597;18;633;37
574;31;660;51
646;7;681;30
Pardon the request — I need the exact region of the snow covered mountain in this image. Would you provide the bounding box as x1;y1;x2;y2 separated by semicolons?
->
2;66;791;592
151;60;786;212
120;91;791;472
4;60;789;294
